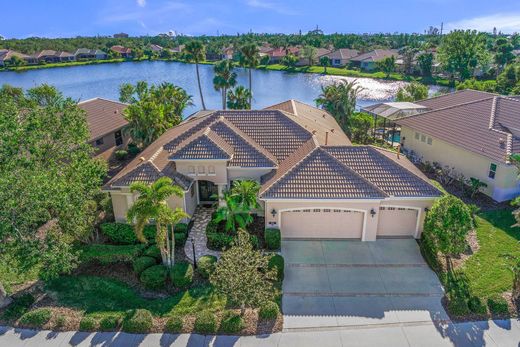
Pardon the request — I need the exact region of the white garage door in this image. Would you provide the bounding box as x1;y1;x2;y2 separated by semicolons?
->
377;207;418;237
281;209;364;239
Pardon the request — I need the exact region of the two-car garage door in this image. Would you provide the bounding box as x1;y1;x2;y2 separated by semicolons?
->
281;209;364;239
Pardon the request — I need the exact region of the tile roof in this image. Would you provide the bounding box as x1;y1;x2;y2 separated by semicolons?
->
397;90;520;164
170;128;233;160
323;48;359;60
350;49;399;62
78;98;128;141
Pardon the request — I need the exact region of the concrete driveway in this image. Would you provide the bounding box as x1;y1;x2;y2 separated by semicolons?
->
282;239;448;330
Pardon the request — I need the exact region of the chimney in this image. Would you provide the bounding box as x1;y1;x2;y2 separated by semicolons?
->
325;131;329;145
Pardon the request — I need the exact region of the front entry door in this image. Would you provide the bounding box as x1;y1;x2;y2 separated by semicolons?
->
198;180;218;203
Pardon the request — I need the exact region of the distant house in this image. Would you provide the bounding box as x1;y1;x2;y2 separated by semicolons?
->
296;48;331;66
221;46;234;60
169;45;185;54
268;47;300;63
35;50;61;63
111;45;133;58
74;48;107;60
259;44;273;55
150;44;163;52
0;49;37;66
57;51;75;62
350;49;399;71
319;48;359;67
78;98;130;160
113;32;129;38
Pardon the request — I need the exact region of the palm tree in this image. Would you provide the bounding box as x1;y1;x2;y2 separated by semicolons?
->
230;180;260;210
227;86;252;110
320;56;330;74
127;177;188;267
184;41;207;110
239;43;260;107
315;80;362;135
214;191;253;233
213;60;237;110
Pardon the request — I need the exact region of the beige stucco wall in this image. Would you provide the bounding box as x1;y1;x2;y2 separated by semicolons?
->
263;198;435;241
174;160;228;185
90;129;130;160
401;126;519;201
228;168;272;182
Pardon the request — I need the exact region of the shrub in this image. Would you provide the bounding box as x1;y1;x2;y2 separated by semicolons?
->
122;309;153;333
174;223;189;235
264;228;281;250
207;232;234;250
197;255;218;279
194;311;218;334
99;315;121;331
171;262;194;289
259;301;280;320
165;315;183;333
140;265;167;289
1;293;35;321
79;244;145;265
447;293;470;316
133;256;157;274
144;245;162;260
115;149;128;161
467;296;487;315
19;308;52;328
175;232;187;248
206;220;218;234
249;234;259;249
487;296;509;315
79;316;98;331
268;254;284;282
128;143;140;157
100;222;155;244
54;314;66;329
219;311;244;334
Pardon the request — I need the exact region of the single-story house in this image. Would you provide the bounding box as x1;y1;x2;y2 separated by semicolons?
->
34;50;61;63
111;45;133;58
296;48;331;66
150;44;163;52
267;47;300;63
319;48;359;67
350;49;399;71
169;45;185;54
57;51;75;62
78;98;130;160
74;48;107;60
0;49;37;66
104;100;440;241
395;89;520;202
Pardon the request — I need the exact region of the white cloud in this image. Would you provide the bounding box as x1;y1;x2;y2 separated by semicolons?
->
137;0;146;7
445;13;520;33
245;0;298;15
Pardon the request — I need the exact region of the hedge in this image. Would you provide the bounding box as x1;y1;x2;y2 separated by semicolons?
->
165;315;183;333
79;316;98;331
99;315;121;330
171;262;194;289
487;296;509;315
207;232;234;250
140;265;168;289
133;256;157;275
268;254;284;282
264;228;281;250
144;245;162;260
122;309;153;333
100;223;155;244
194;311;218;334
259;301;280;320
0;293;35;322
19;308;52;328
219;311;244;334
197;255;217;279
79;244;145;265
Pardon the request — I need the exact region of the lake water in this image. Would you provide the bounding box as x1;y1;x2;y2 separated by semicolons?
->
0;60;442;114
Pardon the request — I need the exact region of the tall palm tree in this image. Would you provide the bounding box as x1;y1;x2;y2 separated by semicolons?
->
227;86;252;110
127;177;188;267
184;41;207;110
315;80;362;135
239;43;260;107
213;60;237;110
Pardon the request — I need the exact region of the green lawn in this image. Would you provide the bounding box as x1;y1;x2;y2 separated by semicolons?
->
462;209;520;298
45;275;226;317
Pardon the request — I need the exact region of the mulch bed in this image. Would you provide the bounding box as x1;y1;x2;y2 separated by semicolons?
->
214;214;267;249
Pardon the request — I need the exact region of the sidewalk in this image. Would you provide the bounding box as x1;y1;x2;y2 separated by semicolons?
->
2;319;519;347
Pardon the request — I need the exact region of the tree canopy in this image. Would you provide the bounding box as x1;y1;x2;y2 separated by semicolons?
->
396;82;428;102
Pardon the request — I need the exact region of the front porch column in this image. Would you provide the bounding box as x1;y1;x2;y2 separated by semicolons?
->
217;184;226;207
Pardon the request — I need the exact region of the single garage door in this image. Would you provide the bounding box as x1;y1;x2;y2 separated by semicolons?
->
281;209;364;239
377;207;418;237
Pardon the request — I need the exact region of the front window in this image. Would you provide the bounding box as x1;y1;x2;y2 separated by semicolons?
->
114;130;123;146
95;138;104;146
208;165;215;175
488;163;497;179
198;166;205;174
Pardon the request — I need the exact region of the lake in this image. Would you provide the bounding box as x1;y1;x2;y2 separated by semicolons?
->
0;60;442;114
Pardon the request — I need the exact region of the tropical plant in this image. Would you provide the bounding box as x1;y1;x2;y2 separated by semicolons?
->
301;45;318;66
496;64;520;95
423;195;473;268
349;112;375;144
417;52;434;77
213;191;253;233
396;82;428;102
229;180;260;211
281;53;298;69
320;55;330;73
184;40;207;110
493;37;515;74
210;229;277;315
315;79;362;134
238;43;259;107
227;86;252;110
466;177;488;198
119;81;193;147
213;60;237;110
376;56;396;78
399;46;418;75
126;177;188;267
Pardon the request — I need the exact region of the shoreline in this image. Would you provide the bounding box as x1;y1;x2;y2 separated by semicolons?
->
1;58;452;87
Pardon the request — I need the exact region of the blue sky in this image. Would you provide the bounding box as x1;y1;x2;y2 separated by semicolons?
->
3;0;520;38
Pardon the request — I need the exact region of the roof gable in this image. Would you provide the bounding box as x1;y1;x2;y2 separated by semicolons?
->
170;129;233;160
78;98;128;141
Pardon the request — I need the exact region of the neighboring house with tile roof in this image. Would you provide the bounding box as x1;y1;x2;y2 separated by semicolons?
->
395;89;520;202
319;48;359;67
110;45;133;58
350;49;399;71
74;48;108;60
0;50;37;66
78;98;129;160
104;100;440;241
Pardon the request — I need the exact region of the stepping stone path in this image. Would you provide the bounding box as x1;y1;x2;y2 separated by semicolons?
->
184;206;220;262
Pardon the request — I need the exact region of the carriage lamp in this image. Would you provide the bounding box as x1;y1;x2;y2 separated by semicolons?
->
424;207;429;213
370;208;376;218
271;209;277;218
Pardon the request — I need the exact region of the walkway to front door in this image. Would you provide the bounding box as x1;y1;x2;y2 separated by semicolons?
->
184;207;220;262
